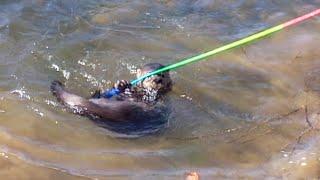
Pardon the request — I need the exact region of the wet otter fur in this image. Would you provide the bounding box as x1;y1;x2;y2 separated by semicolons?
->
50;63;172;135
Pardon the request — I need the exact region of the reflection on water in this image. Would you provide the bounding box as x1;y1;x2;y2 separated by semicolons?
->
0;0;320;179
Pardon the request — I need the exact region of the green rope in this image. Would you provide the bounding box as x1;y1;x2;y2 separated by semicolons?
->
131;25;283;85
130;8;320;85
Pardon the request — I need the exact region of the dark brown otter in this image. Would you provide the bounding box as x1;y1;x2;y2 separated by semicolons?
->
50;63;172;135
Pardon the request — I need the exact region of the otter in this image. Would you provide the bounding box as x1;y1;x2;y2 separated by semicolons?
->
50;63;172;135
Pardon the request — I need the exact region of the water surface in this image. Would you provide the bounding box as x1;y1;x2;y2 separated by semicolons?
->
0;0;320;179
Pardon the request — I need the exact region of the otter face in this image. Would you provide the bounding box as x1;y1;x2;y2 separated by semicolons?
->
136;63;172;94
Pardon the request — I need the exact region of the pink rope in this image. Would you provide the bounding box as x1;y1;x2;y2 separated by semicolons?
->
283;8;320;27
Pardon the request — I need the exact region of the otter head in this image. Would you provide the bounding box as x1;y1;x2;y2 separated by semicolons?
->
136;63;172;94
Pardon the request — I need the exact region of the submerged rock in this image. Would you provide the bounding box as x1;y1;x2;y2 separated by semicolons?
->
91;4;146;25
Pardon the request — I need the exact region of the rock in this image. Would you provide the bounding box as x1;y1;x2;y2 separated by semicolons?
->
91;6;142;25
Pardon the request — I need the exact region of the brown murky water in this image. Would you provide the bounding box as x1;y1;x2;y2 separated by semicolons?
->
0;0;320;179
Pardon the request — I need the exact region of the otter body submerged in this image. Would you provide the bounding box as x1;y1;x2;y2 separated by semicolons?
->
51;63;172;136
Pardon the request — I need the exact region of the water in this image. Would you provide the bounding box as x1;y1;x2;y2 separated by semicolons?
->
0;0;320;179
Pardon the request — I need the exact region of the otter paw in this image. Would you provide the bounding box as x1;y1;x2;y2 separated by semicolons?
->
50;80;64;96
114;80;131;92
91;90;101;98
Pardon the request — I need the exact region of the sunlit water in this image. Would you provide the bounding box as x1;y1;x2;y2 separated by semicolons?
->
0;0;320;179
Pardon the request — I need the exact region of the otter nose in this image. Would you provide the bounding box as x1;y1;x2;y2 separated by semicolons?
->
155;79;162;84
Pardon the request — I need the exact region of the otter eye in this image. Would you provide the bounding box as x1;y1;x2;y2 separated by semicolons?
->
161;74;165;78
